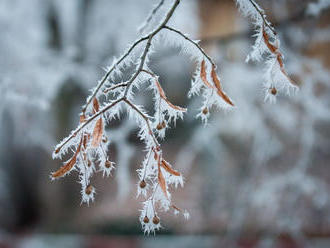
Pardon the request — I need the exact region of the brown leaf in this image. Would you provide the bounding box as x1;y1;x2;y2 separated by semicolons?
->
82;133;90;149
155;80;187;112
262;27;297;86
91;118;103;147
211;65;234;106
262;27;278;54
200;60;213;89
158;158;168;199
52;137;83;178
93;98;99;114
79;113;86;123
171;204;182;212
52;154;77;178
161;159;180;176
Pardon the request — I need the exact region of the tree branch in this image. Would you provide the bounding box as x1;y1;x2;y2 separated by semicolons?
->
164;25;216;66
56;98;124;153
123;98;160;148
247;0;277;35
139;0;165;33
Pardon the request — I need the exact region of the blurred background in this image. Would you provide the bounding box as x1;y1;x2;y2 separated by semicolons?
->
0;0;330;247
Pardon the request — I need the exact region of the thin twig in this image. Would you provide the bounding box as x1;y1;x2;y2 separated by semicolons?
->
123;98;160;147
83;0;181;113
57;0;182;153
56;98;124;152
247;0;277;35
139;0;165;33
103;83;128;94
82;36;149;113
124;0;181;97
164;25;216;66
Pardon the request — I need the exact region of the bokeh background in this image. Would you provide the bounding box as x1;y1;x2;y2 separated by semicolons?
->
0;0;330;247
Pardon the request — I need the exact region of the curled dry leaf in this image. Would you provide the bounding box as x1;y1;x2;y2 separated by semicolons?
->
171;204;182;212
52;138;83;178
82;133;90;149
155;80;187;112
161;159;180;176
158;157;168;199
93;98;100;114
91;118;103;147
211;65;234;106
200;60;214;89
262;27;297;86
80;113;86;123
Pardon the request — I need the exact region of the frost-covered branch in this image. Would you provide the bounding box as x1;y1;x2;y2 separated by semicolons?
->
52;0;235;234
138;0;165;33
236;0;298;103
52;0;297;234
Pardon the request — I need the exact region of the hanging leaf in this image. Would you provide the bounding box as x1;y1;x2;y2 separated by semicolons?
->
93;98;100;114
211;65;234;106
262;27;297;86
52;138;82;178
91;118;103;147
82;133;90;149
200;60;214;89
161;159;180;176
155;80;187;112
158;158;168;199
80;113;86;123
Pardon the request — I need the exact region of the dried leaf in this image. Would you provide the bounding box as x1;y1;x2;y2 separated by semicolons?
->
91;118;103;147
171;204;182;212
155;80;187;112
262;27;278;54
262;27;297;86
211;65;234;106
93;98;99;114
161;159;180;176
52;137;82;178
82;133;90;149
158;158;168;199
80;113;86;123
200;60;213;89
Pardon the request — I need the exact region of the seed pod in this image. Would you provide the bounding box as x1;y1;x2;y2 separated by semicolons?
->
87;159;92;167
202;107;208;115
143;216;149;223
105;160;112;168
102;136;108;143
152;215;160;225
156;123;163;130
270;87;277;95
85;185;93;195
139;180;146;189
